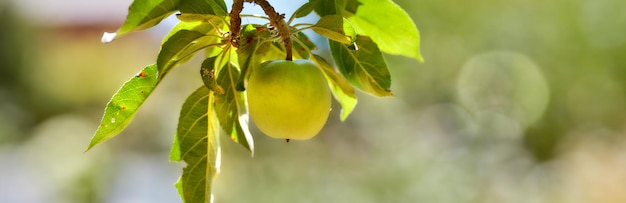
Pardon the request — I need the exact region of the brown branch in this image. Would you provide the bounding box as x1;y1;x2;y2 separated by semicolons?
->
251;0;293;61
229;0;245;47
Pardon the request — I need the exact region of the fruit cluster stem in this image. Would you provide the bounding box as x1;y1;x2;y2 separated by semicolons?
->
251;0;293;61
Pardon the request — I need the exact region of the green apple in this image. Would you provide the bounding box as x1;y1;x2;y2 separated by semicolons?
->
247;59;331;140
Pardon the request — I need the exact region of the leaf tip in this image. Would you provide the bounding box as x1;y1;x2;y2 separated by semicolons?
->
101;32;117;44
84;140;98;152
416;53;425;63
338;100;357;121
383;89;395;97
339;113;350;122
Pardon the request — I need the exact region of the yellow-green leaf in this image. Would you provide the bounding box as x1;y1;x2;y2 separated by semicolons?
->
346;0;423;61
329;36;393;97
179;0;227;15
113;0;180;40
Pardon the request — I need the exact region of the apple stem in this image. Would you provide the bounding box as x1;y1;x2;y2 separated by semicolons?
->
251;0;293;61
286;139;290;143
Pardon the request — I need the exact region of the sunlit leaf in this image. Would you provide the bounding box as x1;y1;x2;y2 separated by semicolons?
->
170;86;220;203
86;64;159;151
215;62;254;153
329;36;393;97
345;0;423;61
164;15;224;42
101;0;228;43
104;0;180;42
311;54;357;120
166;16;227;60
157;30;223;78
176;13;226;24
310;0;346;16
311;15;356;44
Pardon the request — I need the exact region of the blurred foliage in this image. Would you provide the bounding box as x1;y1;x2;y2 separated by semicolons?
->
395;0;626;162
1;0;626;202
0;2;33;143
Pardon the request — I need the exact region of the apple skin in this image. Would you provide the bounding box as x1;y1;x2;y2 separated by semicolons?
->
247;59;331;140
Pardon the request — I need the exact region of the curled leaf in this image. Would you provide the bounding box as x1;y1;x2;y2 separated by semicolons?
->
200;57;225;94
329;35;393;97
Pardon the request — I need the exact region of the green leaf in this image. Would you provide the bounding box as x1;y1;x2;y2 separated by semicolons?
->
215;62;254;152
311;54;357;120
104;0;181;42
346;0;423;61
329;36;393;97
86;64;160;151
292;32;317;59
170;86;220;203
262;42;290;62
157;30;223;78
311;15;357;44
179;0;227;15
237;24;271;60
292;2;314;19
310;0;346;16
344;0;362;14
236;24;271;90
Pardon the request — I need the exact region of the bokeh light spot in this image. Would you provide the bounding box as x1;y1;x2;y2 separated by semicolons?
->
457;51;550;133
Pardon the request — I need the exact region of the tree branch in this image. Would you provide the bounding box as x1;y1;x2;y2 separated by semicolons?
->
251;0;293;61
229;0;245;47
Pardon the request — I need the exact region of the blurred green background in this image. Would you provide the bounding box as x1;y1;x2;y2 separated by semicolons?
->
1;0;626;202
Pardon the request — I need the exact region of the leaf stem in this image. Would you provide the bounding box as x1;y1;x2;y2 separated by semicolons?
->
217;45;233;72
291;27;313;35
240;14;271;20
291;23;314;28
251;0;293;61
